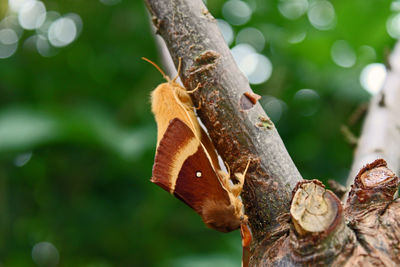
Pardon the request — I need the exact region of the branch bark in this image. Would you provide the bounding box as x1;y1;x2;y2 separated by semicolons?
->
347;42;400;187
144;0;302;242
144;1;400;266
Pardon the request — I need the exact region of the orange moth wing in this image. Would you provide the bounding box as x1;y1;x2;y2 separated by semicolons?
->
143;57;201;146
151;82;201;146
144;57;220;171
145;58;246;232
151;118;241;232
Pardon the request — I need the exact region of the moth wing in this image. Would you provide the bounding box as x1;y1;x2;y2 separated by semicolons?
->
199;126;221;173
151;118;196;193
151;118;231;216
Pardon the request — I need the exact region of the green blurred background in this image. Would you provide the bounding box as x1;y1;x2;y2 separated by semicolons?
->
0;0;397;266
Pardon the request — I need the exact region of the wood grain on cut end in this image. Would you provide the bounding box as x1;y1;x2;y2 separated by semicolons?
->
346;159;399;211
288;180;356;266
355;159;396;188
360;166;395;187
291;180;339;236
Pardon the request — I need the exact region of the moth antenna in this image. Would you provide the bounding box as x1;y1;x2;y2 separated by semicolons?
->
172;57;182;83
142;57;170;82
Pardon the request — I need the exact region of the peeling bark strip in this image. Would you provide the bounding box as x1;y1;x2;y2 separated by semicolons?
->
144;0;302;241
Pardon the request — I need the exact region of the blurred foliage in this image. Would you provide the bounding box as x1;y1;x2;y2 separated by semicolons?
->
0;0;397;266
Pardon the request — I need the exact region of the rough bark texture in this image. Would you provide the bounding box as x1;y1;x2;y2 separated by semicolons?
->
344;159;400;266
254;166;400;267
347;43;400;187
144;1;400;266
145;0;302;242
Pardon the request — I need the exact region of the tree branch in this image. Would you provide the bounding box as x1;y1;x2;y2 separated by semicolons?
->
347;42;400;187
144;0;302;241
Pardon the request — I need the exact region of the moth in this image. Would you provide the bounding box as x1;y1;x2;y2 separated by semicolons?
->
144;57;249;232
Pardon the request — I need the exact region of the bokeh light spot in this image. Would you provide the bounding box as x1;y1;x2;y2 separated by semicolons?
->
331;40;356;68
261;96;287;123
293;89;320;116
0;28;18;58
391;0;400;11
231;43;256;64
48;17;77;47
242;53;272;84
36;34;57;57
37;11;60;36
0;28;18;45
65;13;83;36
307;0;336;30
278;0;308;20
360;63;387;95
236;27;265;52
222;0;252;26
359;45;376;61
32;242;59;267
9;0;31;12
14;151;32;167
288;31;306;44
18;0;46;30
231;44;273;84
386;13;400;39
217;19;234;45
0;15;23;37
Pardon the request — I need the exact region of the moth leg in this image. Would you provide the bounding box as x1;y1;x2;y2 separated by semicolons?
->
225;161;232;177
187;82;201;94
232;160;251;197
217;170;232;192
194;97;202;110
230;183;243;198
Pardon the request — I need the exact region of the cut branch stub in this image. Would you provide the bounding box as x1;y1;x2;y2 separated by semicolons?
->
289;180;356;266
344;159;400;265
291;180;338;236
345;159;399;216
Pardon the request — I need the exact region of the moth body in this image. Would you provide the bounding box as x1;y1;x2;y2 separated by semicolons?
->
144;57;248;232
151;81;201;145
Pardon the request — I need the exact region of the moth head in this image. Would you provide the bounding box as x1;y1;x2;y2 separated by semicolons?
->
201;199;242;232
